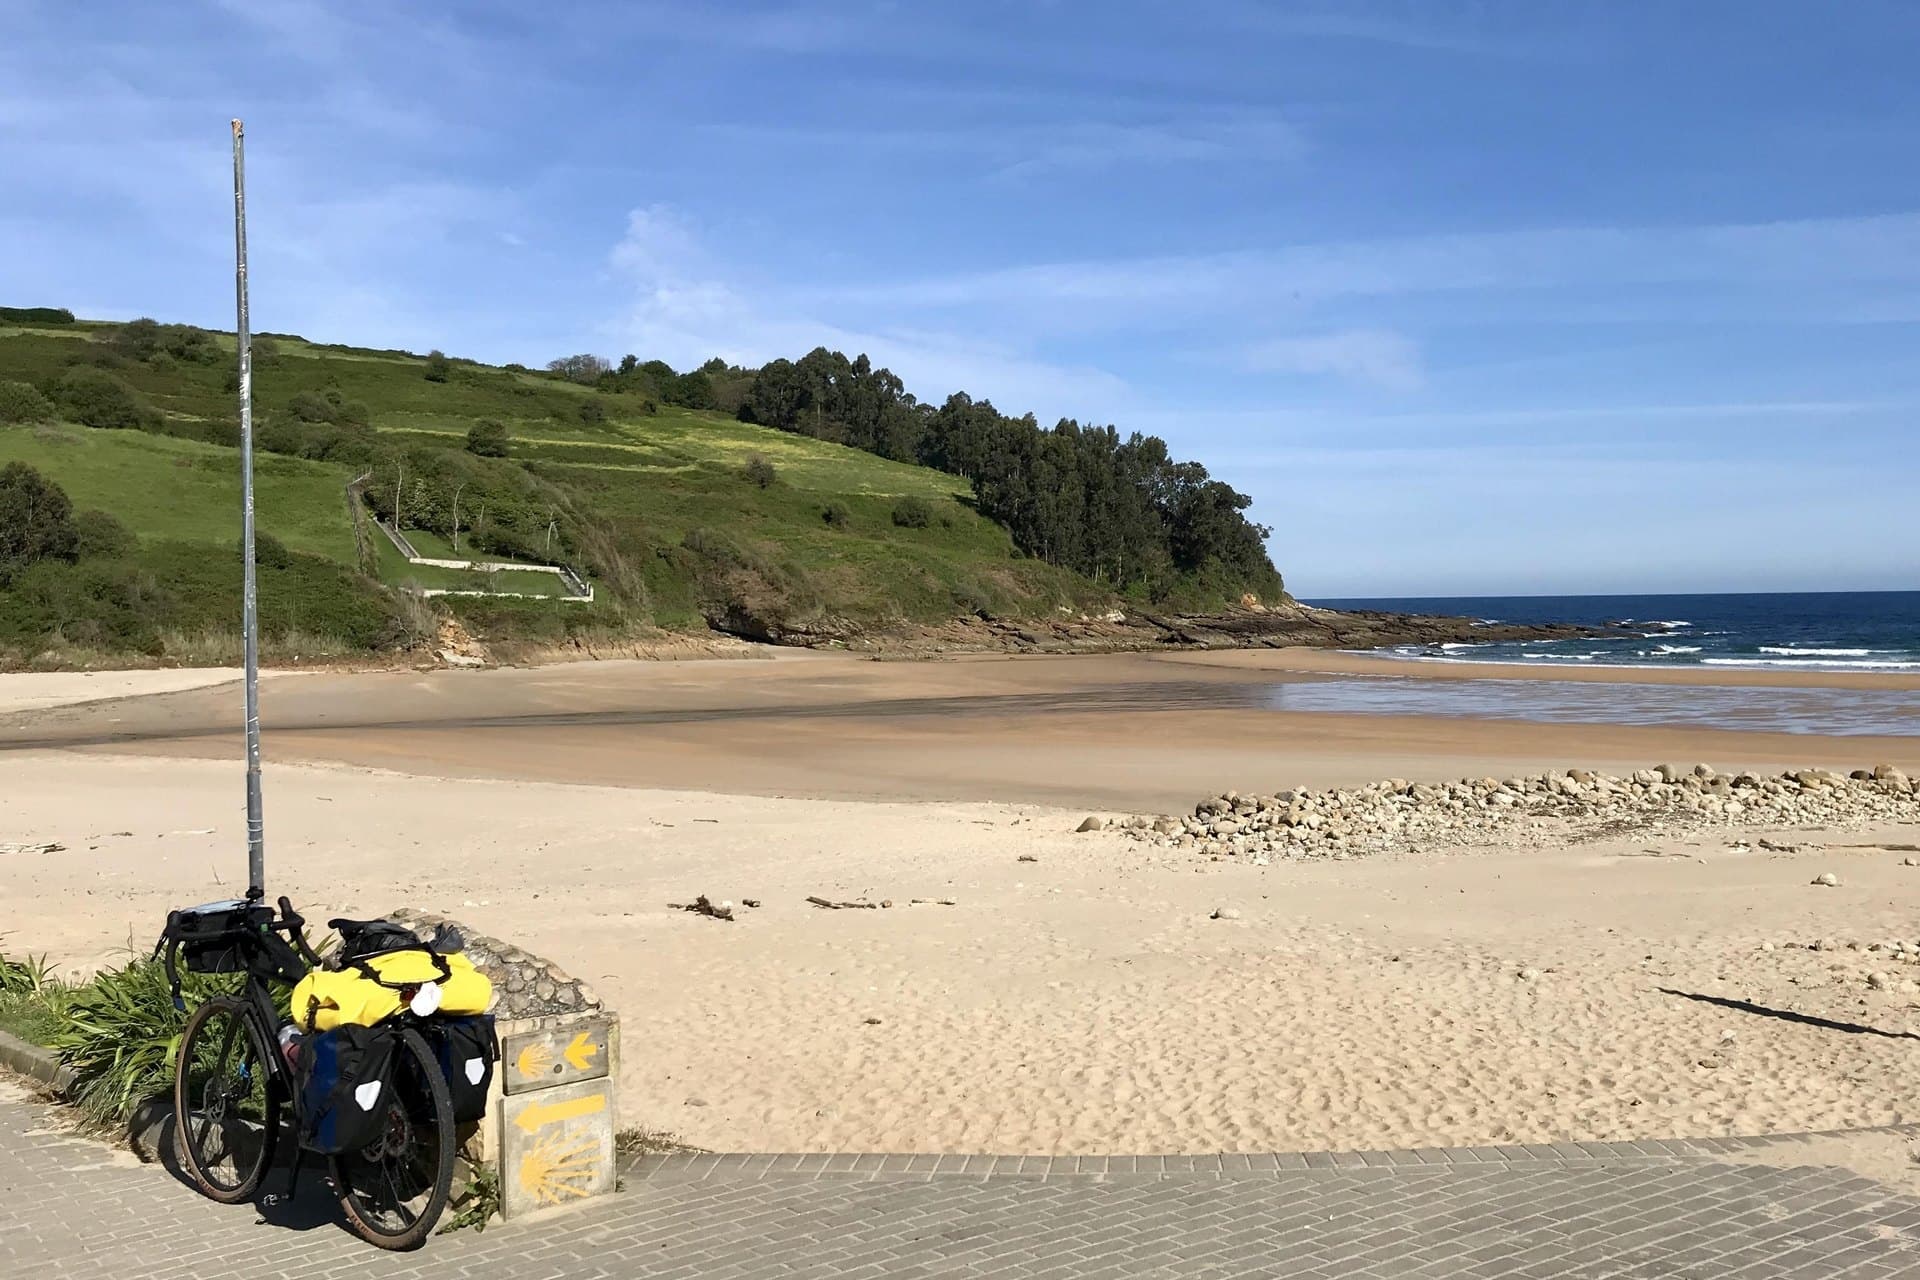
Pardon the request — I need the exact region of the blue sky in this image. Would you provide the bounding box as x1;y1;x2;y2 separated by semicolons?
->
3;1;1917;597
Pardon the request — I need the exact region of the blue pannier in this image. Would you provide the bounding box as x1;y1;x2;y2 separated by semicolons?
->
297;1024;398;1154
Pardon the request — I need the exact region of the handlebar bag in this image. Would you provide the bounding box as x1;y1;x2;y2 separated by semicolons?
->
297;1024;399;1155
163;900;266;974
425;1015;498;1123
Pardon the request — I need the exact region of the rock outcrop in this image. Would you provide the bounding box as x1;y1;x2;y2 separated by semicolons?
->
1105;763;1920;862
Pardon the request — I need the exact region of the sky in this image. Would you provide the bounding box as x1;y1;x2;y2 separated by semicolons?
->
3;1;1917;598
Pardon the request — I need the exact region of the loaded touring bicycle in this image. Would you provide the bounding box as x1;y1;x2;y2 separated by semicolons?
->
160;897;497;1250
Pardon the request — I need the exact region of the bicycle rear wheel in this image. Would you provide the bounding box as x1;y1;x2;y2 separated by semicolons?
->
174;996;280;1203
329;1027;454;1250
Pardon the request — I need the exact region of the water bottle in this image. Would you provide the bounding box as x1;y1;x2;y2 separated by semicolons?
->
277;1023;303;1069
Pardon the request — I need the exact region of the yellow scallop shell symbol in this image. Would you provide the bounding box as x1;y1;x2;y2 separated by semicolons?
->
515;1041;555;1080
517;1124;599;1204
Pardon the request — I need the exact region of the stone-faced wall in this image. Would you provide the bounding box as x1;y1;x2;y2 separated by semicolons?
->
388;909;603;1019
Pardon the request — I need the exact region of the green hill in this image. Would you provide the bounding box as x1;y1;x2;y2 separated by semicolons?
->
0;311;1279;668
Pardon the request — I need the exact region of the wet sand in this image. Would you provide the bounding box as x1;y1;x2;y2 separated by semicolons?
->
4;651;1915;812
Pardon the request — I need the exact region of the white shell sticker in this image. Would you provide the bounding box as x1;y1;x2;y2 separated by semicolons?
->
464;1057;485;1085
354;1081;383;1111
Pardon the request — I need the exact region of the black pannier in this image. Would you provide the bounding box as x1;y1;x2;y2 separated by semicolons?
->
425;1015;497;1123
297;1023;400;1155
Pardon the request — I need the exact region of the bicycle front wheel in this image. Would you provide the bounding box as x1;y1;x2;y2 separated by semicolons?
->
329;1027;455;1251
174;996;281;1204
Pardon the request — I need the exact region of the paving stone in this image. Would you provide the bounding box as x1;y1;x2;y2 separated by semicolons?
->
4;1089;1919;1279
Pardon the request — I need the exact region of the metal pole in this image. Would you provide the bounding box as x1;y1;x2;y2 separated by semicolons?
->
232;119;265;903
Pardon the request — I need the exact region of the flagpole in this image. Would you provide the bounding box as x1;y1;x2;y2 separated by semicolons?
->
232;118;265;903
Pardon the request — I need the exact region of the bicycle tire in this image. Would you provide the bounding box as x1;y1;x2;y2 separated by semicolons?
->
174;996;280;1204
329;1027;455;1250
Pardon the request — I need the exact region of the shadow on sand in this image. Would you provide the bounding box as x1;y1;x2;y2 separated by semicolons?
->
1660;988;1920;1042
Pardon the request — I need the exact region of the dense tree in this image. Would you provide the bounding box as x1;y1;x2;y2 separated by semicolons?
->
0;462;79;585
424;349;451;382
741;352;1281;601
547;353;610;384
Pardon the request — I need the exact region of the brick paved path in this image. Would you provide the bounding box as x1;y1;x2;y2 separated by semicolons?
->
3;1089;1918;1278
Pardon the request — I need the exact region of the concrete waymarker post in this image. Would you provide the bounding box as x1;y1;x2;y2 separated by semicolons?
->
488;1013;620;1219
385;911;622;1223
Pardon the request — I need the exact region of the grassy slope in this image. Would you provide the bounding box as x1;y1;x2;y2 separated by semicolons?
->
0;321;1093;655
0;424;355;560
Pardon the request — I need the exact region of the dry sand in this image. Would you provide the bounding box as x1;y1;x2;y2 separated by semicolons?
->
2;739;1915;1157
0;667;266;716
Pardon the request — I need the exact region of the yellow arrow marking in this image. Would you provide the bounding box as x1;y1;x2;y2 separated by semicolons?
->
515;1042;554;1080
564;1032;600;1071
514;1092;606;1134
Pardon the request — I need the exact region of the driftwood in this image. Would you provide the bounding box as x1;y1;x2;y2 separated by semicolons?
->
670;894;735;921
806;896;956;909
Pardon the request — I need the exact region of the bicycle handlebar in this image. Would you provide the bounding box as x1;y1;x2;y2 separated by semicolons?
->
276;896;323;966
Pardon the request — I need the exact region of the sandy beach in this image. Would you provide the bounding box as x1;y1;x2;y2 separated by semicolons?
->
2;650;1916;1157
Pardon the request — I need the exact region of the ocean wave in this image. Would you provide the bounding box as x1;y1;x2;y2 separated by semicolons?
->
1653;645;1702;655
1757;646;1877;657
1701;657;1920;671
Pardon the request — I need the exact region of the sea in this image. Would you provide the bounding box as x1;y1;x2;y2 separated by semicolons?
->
1281;591;1920;738
1306;591;1920;675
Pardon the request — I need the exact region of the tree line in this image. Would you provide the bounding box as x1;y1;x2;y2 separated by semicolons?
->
735;348;1280;601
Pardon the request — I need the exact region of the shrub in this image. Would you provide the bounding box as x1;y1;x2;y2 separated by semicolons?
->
249;335;281;366
466;419;510;457
158;324;218;364
0;462;79;585
821;502;850;529
55;368;161;431
578;399;607;426
105;317;162;359
891;496;933;529
243;530;293;570
0;380;54;424
742;455;777;489
286;388;369;428
424;349;451;382
48;955;253;1127
72;510;137;559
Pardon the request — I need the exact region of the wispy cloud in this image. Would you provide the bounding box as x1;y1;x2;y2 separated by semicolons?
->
700;111;1306;181
1239;329;1422;390
830;212;1920;315
606;204;1130;416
